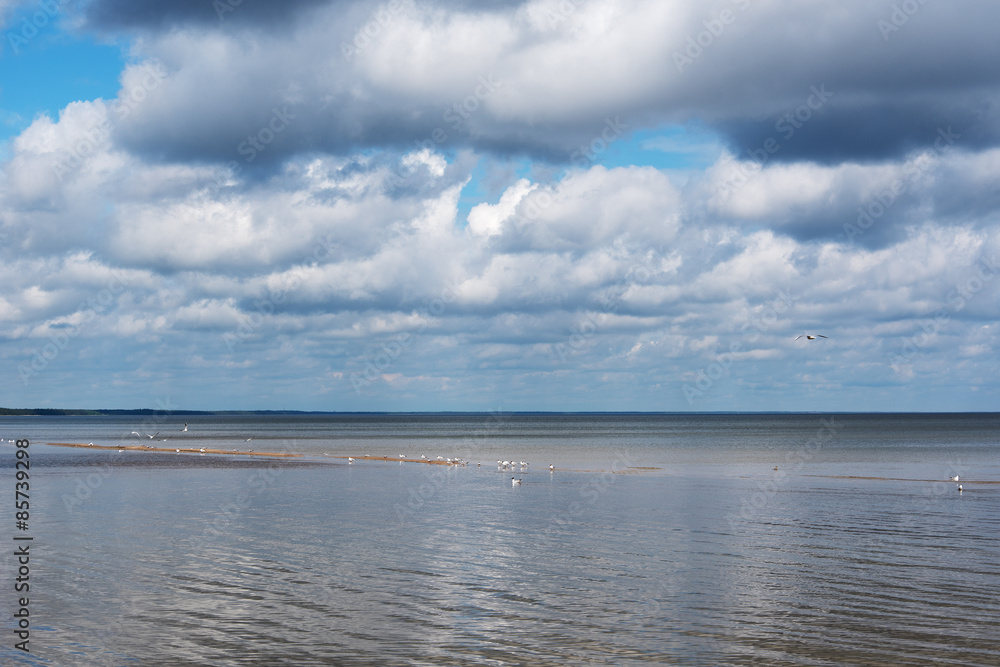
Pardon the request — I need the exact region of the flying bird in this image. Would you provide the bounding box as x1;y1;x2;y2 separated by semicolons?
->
795;334;828;341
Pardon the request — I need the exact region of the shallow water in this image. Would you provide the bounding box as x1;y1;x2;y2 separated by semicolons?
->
1;413;998;665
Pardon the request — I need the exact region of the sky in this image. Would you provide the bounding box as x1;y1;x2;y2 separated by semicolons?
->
1;0;998;412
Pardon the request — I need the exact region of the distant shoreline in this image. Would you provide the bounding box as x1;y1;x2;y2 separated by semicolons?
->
2;408;998;417
0;408;326;417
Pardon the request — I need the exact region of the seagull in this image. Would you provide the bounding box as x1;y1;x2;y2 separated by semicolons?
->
950;475;960;482
182;423;188;432
130;431;141;437
549;464;554;471
145;432;158;439
794;334;828;341
512;477;522;486
245;437;253;442
958;484;963;492
421;455;427;459
176;449;180;453
399;454;406;458
199;448;205;453
348;457;355;464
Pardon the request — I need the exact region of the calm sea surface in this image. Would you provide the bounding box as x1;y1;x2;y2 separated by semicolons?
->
1;413;998;666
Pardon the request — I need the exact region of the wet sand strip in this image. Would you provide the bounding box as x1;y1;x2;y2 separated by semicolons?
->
45;442;300;458
338;456;461;465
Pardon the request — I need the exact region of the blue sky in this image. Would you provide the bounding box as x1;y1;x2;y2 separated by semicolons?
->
1;7;122;142
1;0;999;412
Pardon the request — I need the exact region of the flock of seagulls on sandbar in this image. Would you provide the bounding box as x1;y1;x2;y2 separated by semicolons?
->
97;423;263;455
14;418;974;497
336;453;557;487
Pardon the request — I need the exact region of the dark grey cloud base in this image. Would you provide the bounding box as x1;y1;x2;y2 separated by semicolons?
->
89;0;1000;168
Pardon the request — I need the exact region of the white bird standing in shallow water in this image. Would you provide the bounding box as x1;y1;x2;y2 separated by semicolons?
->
958;484;963;492
348;457;355;464
512;477;521;486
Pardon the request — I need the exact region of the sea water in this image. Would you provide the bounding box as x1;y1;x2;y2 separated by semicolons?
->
1;413;998;665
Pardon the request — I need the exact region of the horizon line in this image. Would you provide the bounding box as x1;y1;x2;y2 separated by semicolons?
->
2;408;998;416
